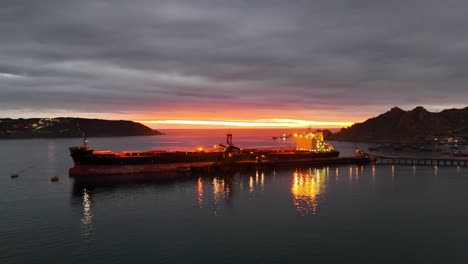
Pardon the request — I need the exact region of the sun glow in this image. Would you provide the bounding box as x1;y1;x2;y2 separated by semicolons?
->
138;118;353;128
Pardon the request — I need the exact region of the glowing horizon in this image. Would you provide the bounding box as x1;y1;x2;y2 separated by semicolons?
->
138;118;354;129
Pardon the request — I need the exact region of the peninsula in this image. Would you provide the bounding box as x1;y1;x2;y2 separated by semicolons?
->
0;118;163;139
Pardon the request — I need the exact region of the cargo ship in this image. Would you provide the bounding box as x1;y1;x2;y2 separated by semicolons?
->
69;131;351;176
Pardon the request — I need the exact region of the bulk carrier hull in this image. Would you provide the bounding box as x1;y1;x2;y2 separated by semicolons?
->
68;132;371;177
69;148;343;176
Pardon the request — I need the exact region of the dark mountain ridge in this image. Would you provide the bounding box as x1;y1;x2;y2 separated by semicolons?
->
329;106;468;143
0;117;163;139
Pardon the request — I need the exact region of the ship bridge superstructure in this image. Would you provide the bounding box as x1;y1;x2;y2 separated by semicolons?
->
294;130;334;152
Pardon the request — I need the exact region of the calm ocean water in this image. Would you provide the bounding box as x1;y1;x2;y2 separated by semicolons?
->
1;129;468;264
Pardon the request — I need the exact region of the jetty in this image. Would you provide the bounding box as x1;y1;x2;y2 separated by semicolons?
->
366;153;468;167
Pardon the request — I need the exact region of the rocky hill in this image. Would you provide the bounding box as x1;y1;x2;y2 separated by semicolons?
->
329;106;468;143
0;118;163;139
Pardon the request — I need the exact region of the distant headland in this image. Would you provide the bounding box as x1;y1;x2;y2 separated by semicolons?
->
0;118;163;139
328;106;468;143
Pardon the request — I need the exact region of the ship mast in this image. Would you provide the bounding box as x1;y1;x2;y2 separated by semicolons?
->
226;134;233;146
76;125;88;148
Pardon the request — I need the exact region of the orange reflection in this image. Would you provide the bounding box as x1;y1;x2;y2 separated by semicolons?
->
211;177;233;215
213;178;225;203
291;169;326;216
260;172;265;189
197;177;203;208
355;166;360;182
372;165;376;190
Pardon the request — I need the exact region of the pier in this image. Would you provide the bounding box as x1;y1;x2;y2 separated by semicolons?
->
366;153;468;167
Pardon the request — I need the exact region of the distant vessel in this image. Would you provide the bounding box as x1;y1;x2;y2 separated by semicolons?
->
69;131;348;176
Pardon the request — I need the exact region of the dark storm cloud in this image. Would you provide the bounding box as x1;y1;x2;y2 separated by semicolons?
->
1;0;467;117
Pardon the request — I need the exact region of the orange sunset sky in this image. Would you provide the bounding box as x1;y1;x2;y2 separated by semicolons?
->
1;1;467;129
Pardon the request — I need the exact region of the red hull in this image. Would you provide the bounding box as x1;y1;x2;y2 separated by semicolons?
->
453;153;468;157
69;162;216;176
69;156;373;177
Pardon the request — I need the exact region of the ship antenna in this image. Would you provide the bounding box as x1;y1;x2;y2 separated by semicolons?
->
226;134;233;146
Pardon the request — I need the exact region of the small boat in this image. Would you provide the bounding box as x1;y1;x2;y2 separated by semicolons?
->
368;146;379;151
272;136;278;140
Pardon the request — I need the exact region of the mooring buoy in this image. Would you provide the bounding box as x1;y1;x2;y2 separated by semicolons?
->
51;176;59;182
10;173;19;178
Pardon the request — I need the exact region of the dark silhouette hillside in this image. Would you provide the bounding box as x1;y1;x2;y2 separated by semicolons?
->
0;118;163;138
329;106;468;143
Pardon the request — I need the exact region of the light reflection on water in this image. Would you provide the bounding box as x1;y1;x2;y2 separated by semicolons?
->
81;189;94;241
70;163;467;221
260;171;265;190
197;177;203;208
249;176;254;193
191;167;331;216
291;168;326;216
46;141;57;177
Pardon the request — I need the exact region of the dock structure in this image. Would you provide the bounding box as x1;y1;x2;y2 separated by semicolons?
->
365;153;468;167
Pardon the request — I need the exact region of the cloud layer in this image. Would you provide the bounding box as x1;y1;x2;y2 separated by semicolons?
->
1;0;467;121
